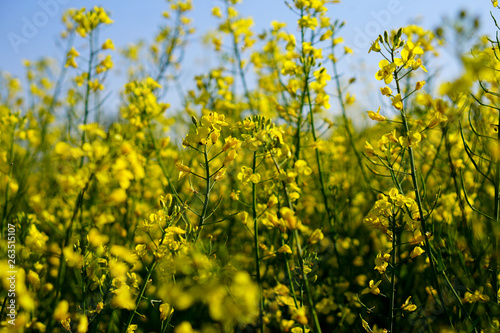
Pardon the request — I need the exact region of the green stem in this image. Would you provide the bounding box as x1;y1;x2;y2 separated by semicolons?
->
441;271;478;331
252;152;265;333
293;229;322;333
124;207;176;332
270;154;322;333
443;127;468;229
123;260;158;333
393;68;454;329
281;233;299;307
160;310;175;333
389;217;397;333
195;144;211;242
304;76;336;230
80;30;95;168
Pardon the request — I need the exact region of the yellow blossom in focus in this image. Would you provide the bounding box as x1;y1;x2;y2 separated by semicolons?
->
374;251;390;274
375;60;396;84
380;86;392;96
409;246;425;259
369;39;381;53
401;296;417;313
362;280;381;295
391;94;403;110
367;107;385;122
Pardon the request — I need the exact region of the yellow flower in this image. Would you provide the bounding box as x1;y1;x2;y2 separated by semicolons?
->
61;318;71;331
394;41;423;68
77;315;89;333
213;168;226;181
365;141;376;156
360;315;374;333
375;60;396;84
53;300;70;321
65;46;79;68
211;6;222;18
238;211;249;225
295;159;312;175
320;29;333;41
237;166;260;183
126;325;138;333
67;46;79;57
367;106;385;122
308;229;324;244
463;288;490;303
427;112;448;129
298;15;318;30
159;303;174;321
380;86;392;96
277;244;292;254
175;322;196;333
280;207;298;230
88;228;109;247
175;162;191;180
400;131;421;147
109;188;127;204
95;302;104;314
391;94;403;110
333;37;344;45
96;55;113;73
412;58;427;72
231;190;241;200
223;136;241;151
368;39;381;53
223;150;238;166
267;195;278;208
63;246;83;268
362;279;381;295
374;251;390;274
345;92;356;105
415;80;425;91
409;246;425;259
102;39;115;50
292;306;308;325
401;296;417;313
111;285;136;310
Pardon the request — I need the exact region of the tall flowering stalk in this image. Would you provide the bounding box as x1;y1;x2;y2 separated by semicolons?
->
363;28;453;330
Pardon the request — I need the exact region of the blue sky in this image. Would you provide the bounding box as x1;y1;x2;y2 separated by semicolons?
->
0;0;498;115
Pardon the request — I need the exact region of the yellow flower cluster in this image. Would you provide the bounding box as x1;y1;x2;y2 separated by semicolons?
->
68;6;113;38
